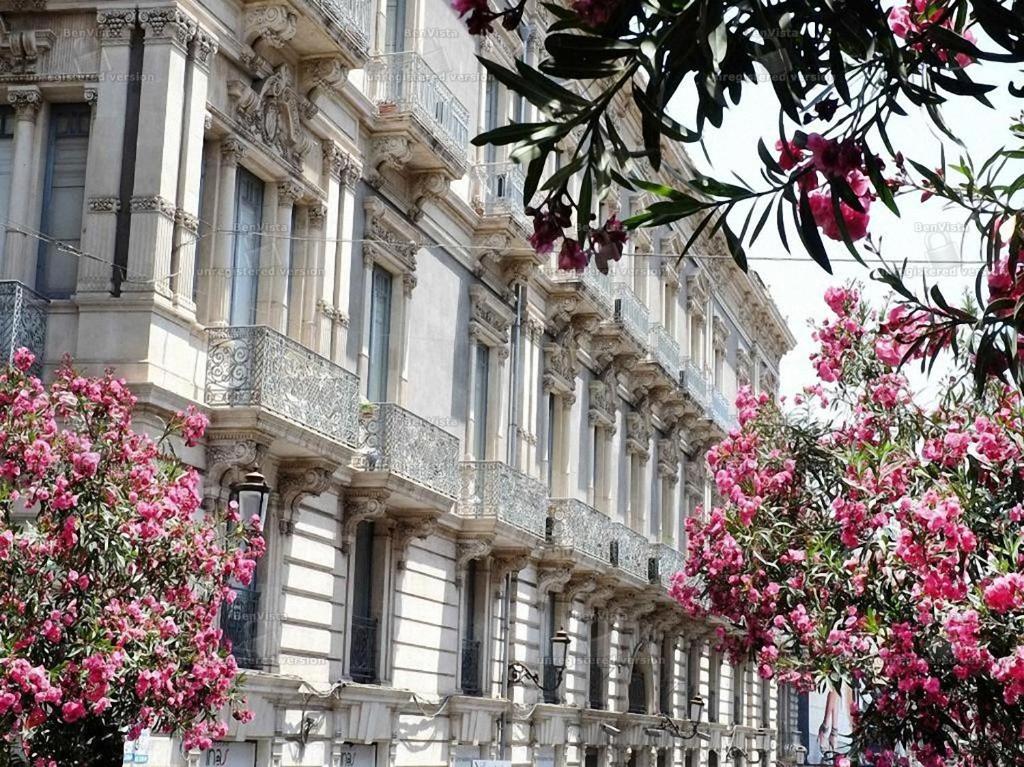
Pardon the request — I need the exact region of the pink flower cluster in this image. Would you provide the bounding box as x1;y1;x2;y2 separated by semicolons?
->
888;0;977;68
0;350;264;761
530;200;629;273
673;286;1024;764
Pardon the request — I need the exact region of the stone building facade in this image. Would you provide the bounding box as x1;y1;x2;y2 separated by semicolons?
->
0;1;796;766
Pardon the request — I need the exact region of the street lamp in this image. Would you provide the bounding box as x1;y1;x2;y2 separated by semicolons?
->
231;470;271;524
508;628;571;692
794;746;838;766
648;695;705;740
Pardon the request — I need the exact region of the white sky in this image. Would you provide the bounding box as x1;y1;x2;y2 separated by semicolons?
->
669;49;1021;398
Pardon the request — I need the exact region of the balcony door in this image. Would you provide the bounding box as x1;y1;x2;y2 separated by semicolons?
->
367;264;393;402
350;520;382;683
460;558;487;695
229;167;264;326
384;0;407;53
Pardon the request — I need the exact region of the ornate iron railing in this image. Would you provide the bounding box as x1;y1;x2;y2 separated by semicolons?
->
0;280;47;375
367;51;471;159
711;388;737;432
681;358;710;411
546;498;614;565
458;461;548;539
614;283;650;349
317;0;372;46
350;615;379;683
649;543;686;588
548;257;614;315
205;326;360;446
477;161;527;221
648;322;680;376
359;403;460;498
461;638;482;696
610;522;651;581
221;587;261;670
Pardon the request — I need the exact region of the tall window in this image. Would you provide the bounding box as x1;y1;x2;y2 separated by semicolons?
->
591;425;608;511
761;677;771;727
546;393;557;491
350;521;380;683
733;662;745;724
484;76;500;164
687;643;701;706
229;167;263;326
663;281;677;335
0;107;14;271
709;650;722;723
588;617;605;710
367;264;393;401
384;0;407;52
473;343;490;459
461;559;485;695
37;104;90;298
627;662;647;714
659;635;674;714
543;594;561;703
628;453;643;530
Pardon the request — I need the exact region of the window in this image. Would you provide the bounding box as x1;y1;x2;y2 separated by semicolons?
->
628;453;643;530
584;749;600;767
546;394;555;489
384;0;407;52
350;521;382;683
627;662;647;714
761;677;771;727
591;425;608;511
663;281;677;334
709;650;722;723
229;167;263;326
461;559;486;695
472;342;490;459
543;594;561;703
285;205;299;331
684;751;694;767
659;635;674;714
484;76;500;164
0;106;14;270
367;264;393;401
588;617;605;710
733;662;745;724
37;104;90;298
687;643;701;706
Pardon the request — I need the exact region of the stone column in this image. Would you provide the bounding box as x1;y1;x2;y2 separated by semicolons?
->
124;7;195;297
330;156;360;363
170;28;218;312
303;203;327;351
207;137;244;326
77;9;136;295
273;182;300;335
2;86;42;284
396;271;415;405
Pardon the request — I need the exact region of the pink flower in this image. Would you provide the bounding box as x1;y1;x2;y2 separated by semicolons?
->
557;238;589;271
61;700;86;723
571;0;620;27
775;139;804;170
12;347;35;372
984;574;1024;614
808;171;872;241
805;134;862;177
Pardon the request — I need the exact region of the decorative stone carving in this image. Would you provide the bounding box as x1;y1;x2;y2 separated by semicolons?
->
588;368;617;431
308;204;327;231
205;437;270;498
7;87;41;120
277;181;303;206
175;209;199;233
363;197;419;274
0;28;54;73
220;136;246;166
537;565;574;595
340;490;389;552
317;299;349;328
410;172;449;221
228;64;312;168
322;141;361;186
96;9;136;42
138;8;196;50
83;87;98;106
244;6;297;48
712;315;729;351
657;433;680;483
367;135;412;188
392;517;438;570
686;271;710;317
625;407;652;459
130;196;176;219
455;538;493;585
468;284;513;348
276;464;333;534
88;197;120;214
491;551;531;596
190;29;218;69
302;56;349;99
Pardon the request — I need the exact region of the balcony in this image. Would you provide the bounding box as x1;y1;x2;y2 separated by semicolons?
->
681;358;711;412
460;638;482;696
221;587;261;670
0;280;46;375
475;161;528;227
359;403;460;499
711;389;738;433
613;283;650;350
205;326;360;447
290;0;373;67
649;543;685;589
458;461;548;541
610;522;650;582
546;257;614;318
546;498;614;567
647;322;681;378
367;51;470;180
350;615;379;683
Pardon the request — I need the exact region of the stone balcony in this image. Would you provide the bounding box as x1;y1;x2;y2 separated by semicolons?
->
546;498;615;569
646;322;681;379
545;258;614;320
609;522;651;583
710;388;738;434
0;280;46;376
204;325;359;450
681;358;711;413
458;461;548;542
366;52;470;185
290;0;373;68
474;161;529;230
612;283;649;352
355;403;460;503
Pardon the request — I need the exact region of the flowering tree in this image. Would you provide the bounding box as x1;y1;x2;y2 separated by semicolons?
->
671;284;1024;765
0;349;263;765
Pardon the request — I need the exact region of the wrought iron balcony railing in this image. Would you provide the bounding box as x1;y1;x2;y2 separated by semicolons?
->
359;403;460;499
476;161;528;224
0;280;46;375
367;51;471;159
350;614;379;683
610;522;651;581
648;322;681;377
221;586;261;670
459;461;548;540
649;543;686;588
548;256;614;315
614;283;650;349
316;0;372;47
681;358;711;411
205;325;360;447
711;388;738;433
461;638;483;696
546;498;614;565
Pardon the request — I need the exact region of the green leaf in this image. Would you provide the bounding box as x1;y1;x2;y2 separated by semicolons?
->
472;122;557;147
797;188;832;273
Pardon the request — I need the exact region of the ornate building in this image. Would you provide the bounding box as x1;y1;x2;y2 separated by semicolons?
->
0;1;795;766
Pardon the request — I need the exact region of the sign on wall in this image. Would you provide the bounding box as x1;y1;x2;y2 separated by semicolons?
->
336;744;377;767
202;742;257;767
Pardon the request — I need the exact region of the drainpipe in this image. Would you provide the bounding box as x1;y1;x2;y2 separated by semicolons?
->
505;281;525;469
498;572;513;760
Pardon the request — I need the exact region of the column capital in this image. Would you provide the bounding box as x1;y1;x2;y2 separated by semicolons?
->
220;136;246;167
308;204;327;231
96;9;136;44
277;181;304;206
7;87;41;121
190;28;219;70
138;7;196;51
